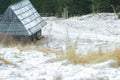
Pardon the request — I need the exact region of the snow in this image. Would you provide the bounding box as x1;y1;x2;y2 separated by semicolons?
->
0;48;120;80
1;13;120;80
43;13;120;53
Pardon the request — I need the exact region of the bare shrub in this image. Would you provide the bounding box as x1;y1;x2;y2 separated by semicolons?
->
111;5;120;19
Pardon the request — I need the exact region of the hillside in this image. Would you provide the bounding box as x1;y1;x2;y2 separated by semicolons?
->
43;13;120;54
1;13;120;80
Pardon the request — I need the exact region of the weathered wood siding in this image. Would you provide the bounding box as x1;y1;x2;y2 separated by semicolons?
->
0;0;46;38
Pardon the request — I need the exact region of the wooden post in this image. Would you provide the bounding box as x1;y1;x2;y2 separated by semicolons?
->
31;35;33;41
36;32;39;40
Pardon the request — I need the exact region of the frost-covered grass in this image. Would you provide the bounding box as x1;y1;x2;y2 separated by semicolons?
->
56;49;120;65
0;47;120;80
0;57;16;66
0;39;120;65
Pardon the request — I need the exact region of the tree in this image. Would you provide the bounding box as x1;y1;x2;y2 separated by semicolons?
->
0;0;11;14
68;0;92;16
110;0;120;8
110;0;120;18
1;0;120;16
10;0;21;4
42;0;56;16
55;0;66;17
30;0;44;14
91;0;111;12
0;0;22;14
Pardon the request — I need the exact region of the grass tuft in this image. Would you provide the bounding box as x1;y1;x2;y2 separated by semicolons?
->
0;57;16;66
0;34;120;65
55;48;120;64
36;46;62;55
55;75;62;80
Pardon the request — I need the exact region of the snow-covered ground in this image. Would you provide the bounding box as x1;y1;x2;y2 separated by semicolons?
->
1;13;120;80
43;13;120;53
0;48;120;80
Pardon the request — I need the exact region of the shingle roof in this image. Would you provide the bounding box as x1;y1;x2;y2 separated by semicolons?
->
0;0;46;36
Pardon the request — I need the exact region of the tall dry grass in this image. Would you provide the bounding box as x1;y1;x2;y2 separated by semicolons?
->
56;48;120;64
0;33;120;65
0;38;120;65
51;34;120;64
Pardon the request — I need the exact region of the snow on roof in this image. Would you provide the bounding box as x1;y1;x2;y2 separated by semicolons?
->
0;0;46;36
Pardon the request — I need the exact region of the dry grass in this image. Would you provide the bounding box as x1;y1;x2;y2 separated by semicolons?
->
52;35;120;64
0;34;120;65
15;43;28;51
1;39;120;65
1;42;120;65
36;46;62;55
48;35;120;64
55;75;62;80
55;48;120;64
0;57;16;66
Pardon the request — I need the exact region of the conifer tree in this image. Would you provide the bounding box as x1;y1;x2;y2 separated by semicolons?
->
68;0;91;15
91;0;111;12
0;0;11;14
10;0;21;4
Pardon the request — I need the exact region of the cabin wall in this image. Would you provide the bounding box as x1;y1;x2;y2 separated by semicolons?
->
1;8;20;23
30;30;42;41
13;35;31;42
0;29;42;43
0;0;46;42
0;35;32;44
